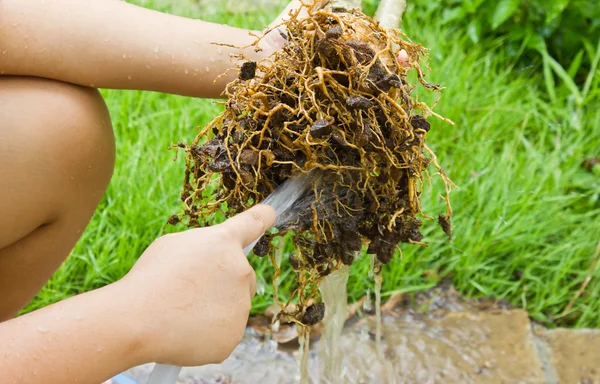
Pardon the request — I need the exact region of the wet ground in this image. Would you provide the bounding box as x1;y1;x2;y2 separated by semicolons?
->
126;283;600;383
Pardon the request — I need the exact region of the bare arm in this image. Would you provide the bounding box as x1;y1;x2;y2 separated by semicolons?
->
0;0;296;98
0;205;276;384
0;283;145;383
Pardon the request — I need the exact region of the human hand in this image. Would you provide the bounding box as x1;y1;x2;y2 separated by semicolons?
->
118;204;276;366
258;0;331;55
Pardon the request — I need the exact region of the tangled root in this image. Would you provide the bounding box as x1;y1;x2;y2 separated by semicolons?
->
172;7;454;325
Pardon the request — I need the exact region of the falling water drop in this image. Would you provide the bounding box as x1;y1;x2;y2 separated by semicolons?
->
256;279;265;296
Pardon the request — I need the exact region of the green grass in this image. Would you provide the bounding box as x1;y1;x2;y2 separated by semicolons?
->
25;0;600;328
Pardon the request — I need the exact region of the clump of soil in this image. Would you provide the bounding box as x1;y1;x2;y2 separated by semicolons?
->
172;6;453;326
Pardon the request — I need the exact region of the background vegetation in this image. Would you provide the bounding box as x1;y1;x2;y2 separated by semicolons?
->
25;0;600;328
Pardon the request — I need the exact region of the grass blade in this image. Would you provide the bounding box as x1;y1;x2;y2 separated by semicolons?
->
582;38;600;101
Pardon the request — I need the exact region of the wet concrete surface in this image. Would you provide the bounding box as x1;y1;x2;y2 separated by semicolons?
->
126;285;600;383
534;327;600;384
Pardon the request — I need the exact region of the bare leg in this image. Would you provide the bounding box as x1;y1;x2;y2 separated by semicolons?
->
0;76;115;321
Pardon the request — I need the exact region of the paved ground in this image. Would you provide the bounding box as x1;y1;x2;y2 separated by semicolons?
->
126;285;600;383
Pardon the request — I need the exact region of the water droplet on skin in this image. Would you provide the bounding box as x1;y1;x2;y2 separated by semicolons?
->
96;346;103;352
33;370;38;376
184;69;189;74
1;50;6;55
122;53;127;59
37;326;50;333
171;54;175;60
146;64;151;69
154;46;160;53
75;315;82;321
24;46;28;50
205;67;211;72
209;57;216;63
216;48;223;55
104;38;109;42
127;75;132;80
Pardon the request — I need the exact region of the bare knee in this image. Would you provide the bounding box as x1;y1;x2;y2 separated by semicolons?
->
40;79;116;206
0;77;115;246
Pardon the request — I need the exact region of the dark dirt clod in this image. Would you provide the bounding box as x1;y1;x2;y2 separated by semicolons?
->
301;302;326;325
239;149;259;166
239;61;257;80
310;119;332;138
346;96;372;110
438;214;452;240
410;115;431;132
167;215;180;225
325;26;343;39
175;7;453;326
289;253;301;269
252;237;270;257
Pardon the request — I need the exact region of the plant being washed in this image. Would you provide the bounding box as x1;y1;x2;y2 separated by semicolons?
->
170;0;454;326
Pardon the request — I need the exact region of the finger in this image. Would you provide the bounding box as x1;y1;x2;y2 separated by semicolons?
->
270;0;329;28
397;49;410;68
220;204;276;248
269;0;302;28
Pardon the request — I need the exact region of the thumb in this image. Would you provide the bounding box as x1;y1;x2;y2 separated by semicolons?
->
220;204;277;247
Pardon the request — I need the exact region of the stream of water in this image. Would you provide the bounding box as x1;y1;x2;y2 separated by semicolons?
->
374;263;383;352
298;327;311;384
318;265;351;383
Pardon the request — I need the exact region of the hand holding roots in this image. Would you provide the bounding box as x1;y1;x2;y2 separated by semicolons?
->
173;5;454;327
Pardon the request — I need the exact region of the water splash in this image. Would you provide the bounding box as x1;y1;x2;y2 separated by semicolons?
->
243;172;318;255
